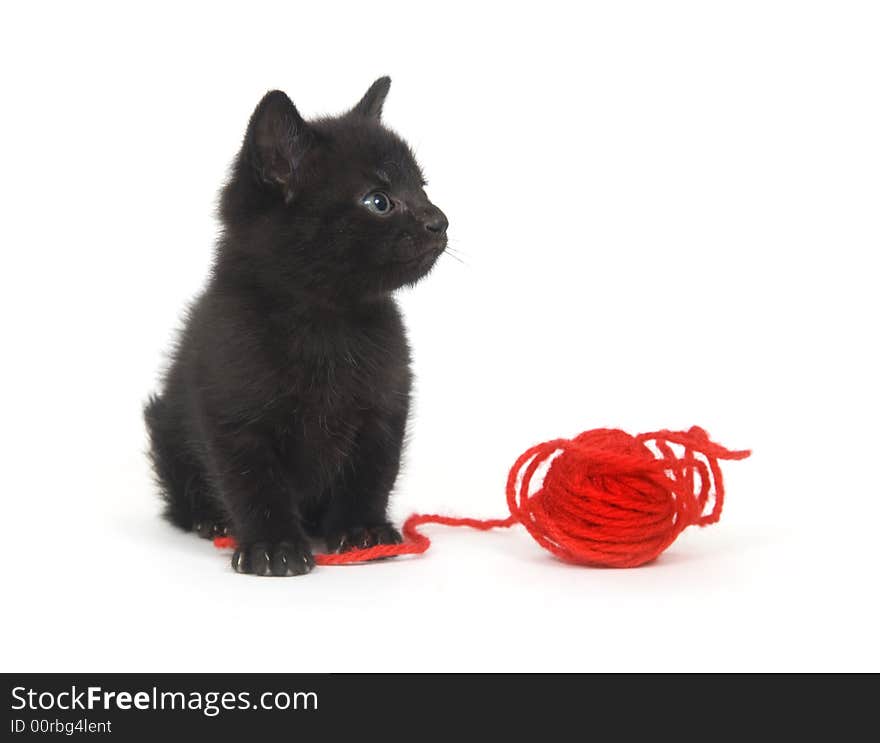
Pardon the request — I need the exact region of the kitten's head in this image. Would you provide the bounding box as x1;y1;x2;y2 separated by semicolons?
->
219;78;448;299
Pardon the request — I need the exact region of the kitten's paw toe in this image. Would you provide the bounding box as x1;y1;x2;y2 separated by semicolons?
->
371;524;403;547
194;520;229;540
231;542;314;577
328;523;403;553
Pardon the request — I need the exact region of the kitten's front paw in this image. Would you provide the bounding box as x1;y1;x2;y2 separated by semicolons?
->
327;524;403;553
231;541;315;577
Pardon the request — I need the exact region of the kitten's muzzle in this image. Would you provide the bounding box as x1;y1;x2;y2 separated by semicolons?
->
421;205;448;236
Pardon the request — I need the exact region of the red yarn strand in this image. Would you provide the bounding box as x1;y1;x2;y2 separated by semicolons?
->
214;426;749;569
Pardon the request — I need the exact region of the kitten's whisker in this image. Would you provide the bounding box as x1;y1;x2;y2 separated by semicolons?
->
442;245;467;266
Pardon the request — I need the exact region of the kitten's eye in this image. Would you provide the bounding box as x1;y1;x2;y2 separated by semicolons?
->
362;191;393;215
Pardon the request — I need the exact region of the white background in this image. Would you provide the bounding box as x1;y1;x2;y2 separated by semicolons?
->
2;1;878;672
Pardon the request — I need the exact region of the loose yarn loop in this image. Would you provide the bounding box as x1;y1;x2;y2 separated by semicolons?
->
214;426;749;568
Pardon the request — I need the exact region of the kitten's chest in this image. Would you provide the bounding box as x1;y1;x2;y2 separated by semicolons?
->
274;315;411;483
282;305;411;412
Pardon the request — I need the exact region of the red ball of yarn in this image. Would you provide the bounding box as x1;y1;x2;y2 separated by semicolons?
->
504;426;750;568
215;426;749;569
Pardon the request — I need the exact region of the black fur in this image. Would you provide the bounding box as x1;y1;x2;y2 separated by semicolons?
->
144;78;447;576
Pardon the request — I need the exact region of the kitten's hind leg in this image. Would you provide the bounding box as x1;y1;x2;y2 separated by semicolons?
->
190;490;231;540
144;394;225;535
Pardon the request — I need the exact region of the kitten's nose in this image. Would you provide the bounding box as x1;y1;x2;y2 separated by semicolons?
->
423;207;448;235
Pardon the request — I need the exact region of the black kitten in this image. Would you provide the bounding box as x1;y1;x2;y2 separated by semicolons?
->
144;77;447;576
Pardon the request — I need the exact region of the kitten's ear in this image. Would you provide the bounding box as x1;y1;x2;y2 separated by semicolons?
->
351;76;391;120
246;90;312;199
